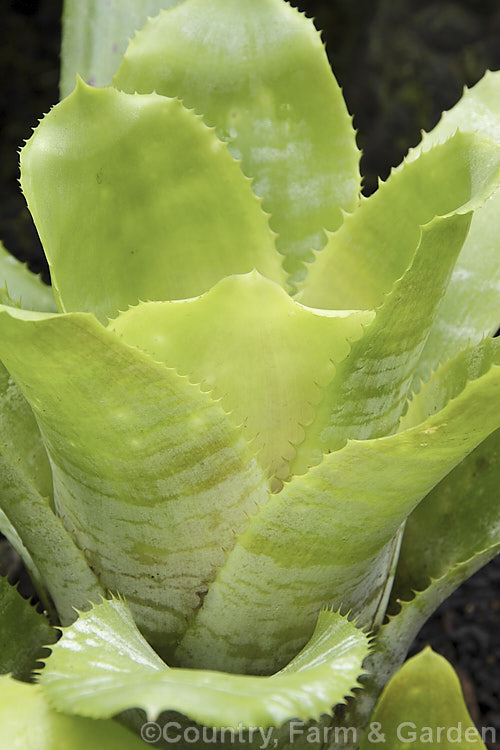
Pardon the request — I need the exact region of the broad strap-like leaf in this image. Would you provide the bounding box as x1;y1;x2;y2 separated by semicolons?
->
114;0;360;283
175;339;500;675
391;425;500;605
301;132;500;311
294;213;470;473
109;273;373;486
0;305;269;660
0;576;56;681
0;675;146;750
20;82;285;323
409;71;500;383
360;649;486;750
0;362;102;622
60;0;184;98
292;133;500;474
40;598;369;730
0;242;56;313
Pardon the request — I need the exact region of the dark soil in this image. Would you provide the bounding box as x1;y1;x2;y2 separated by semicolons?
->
0;0;499;743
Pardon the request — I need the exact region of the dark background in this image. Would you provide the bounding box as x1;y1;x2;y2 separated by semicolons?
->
1;0;499;743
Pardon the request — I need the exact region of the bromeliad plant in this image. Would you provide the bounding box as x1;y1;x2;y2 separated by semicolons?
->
0;0;499;747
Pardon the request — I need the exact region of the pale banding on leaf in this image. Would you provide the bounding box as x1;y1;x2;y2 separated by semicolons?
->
114;0;360;283
0;305;269;659
39;597;370;729
109;272;373;486
175;339;500;675
20;81;285;323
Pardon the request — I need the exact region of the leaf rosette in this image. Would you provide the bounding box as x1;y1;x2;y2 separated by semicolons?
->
0;0;500;747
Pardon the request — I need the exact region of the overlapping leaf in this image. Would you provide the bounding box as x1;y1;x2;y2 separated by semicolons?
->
301;132;500;311
0;242;56;313
115;0;360;282
21;82;285;323
110;272;373;485
40;598;369;729
175;339;500;674
60;0;184;97
0;576;56;681
408;71;500;383
292;133;500;473
0;362;102;621
0;305;269;659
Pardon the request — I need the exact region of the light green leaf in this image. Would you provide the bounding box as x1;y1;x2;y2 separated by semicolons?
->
0;242;56;313
292;133;500;473
0;576;56;681
294;212;471;473
409;71;500;383
0;675;146;750
60;0;184;98
114;0;360;283
40;597;369;730
391;426;500;605
300;132;500;311
0;305;269;659
110;272;373;486
0;362;102;621
176;340;500;675
360;649;486;750
20;81;285;323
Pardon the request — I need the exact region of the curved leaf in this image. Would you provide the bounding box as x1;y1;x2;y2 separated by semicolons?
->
0;576;56;681
294;212;471;473
301;132;500;311
176;339;500;674
60;0;184;98
360;649;486;750
0;242;56;313
0;675;146;750
114;0;360;282
20;81;285;323
0;362;102;621
40;597;369;730
0;305;269;659
391;426;500;605
110;272;373;485
409;71;500;382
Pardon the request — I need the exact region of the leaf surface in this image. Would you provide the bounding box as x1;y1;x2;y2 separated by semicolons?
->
391;424;500;605
21;82;284;323
409;71;500;382
301;133;500;311
114;0;360;282
0;242;56;313
60;0;184;98
176;339;500;674
360;649;486;749
40;598;369;729
110;273;373;485
0;362;102;621
0;675;145;750
0;576;56;681
0;305;269;659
